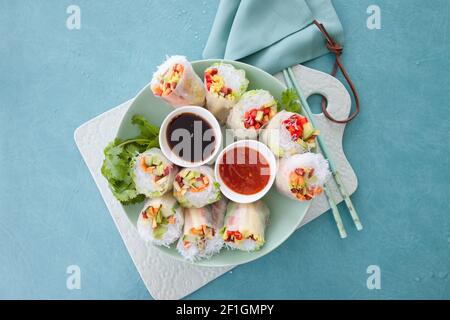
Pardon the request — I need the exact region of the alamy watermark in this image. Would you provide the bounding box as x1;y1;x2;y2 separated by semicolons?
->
366;265;381;290
66;265;81;290
66;5;81;30
367;5;381;30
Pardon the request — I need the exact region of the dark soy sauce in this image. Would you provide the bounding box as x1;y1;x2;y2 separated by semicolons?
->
166;112;216;163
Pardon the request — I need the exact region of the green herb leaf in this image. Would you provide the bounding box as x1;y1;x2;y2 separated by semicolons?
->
101;115;161;205
145;136;160;149
279;89;302;113
132;114;160;138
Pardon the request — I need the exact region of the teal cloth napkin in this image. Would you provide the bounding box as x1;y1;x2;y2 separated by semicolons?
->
203;0;344;74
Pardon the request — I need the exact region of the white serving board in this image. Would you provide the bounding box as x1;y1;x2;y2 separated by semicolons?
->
74;64;357;300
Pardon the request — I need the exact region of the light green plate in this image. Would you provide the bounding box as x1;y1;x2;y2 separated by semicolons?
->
117;59;310;267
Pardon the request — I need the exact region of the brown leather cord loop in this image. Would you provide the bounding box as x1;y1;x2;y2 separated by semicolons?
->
313;20;360;124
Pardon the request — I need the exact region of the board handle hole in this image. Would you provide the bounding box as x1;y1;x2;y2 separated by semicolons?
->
306;94;326;115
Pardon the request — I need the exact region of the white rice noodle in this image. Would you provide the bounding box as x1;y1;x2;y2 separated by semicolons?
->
132;148;178;198
151;55;205;107
227;239;258;251
136;194;183;247
276;153;331;201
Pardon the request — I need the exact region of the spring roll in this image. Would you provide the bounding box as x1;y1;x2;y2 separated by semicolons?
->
260;111;320;157
137;194;183;247
204;63;249;124
276;153;331;202
220;200;270;251
210;196;228;229
151;55;205;107
226;90;277;140
176;207;224;261
131;148;178;198
173;166;221;208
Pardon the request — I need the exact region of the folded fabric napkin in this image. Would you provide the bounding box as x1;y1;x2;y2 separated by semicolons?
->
203;0;344;74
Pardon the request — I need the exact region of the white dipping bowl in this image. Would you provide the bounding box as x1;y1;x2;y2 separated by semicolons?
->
214;140;277;203
159;106;222;168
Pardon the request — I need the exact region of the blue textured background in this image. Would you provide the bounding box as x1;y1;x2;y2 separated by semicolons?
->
0;0;449;299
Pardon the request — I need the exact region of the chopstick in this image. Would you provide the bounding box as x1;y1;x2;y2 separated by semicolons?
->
282;69;347;238
283;67;363;232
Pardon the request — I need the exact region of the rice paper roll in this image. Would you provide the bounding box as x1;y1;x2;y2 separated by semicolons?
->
220;200;270;251
210;197;228;229
226;90;277;140
260;111;320;157
177;207;224;261
276;153;331;202
204;63;249;124
131;148;178;198
173;166;221;208
151;55;205;107
137;194;183;247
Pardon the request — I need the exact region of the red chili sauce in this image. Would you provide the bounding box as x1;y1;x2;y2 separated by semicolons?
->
218;147;270;195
